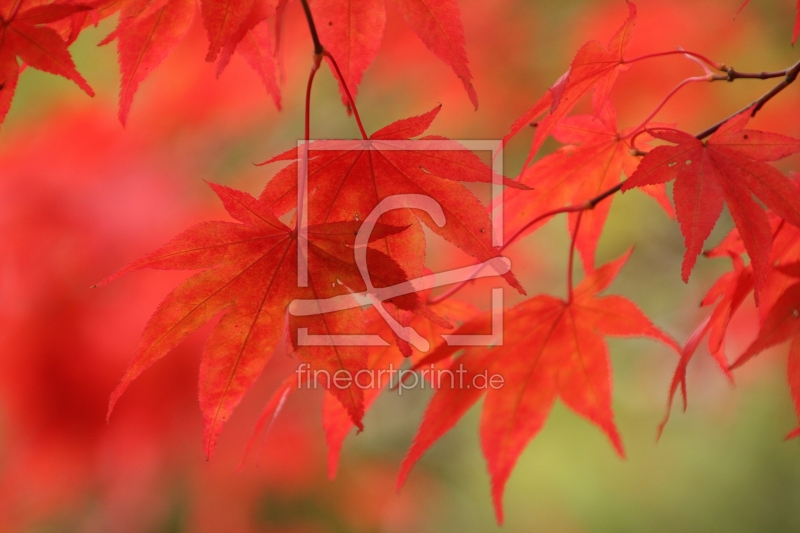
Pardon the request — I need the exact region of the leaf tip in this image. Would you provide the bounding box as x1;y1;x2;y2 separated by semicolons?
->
490;481;506;525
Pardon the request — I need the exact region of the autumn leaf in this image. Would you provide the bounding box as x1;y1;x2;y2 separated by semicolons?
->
201;0;259;63
223;19;280;108
260;105;527;293
104;0;196;125
305;0;476;109
0;1;94;125
622;110;800;296
236;295;475;473
322;298;476;479
733;283;800;370
396;251;679;524
102;182;428;458
312;0;384;108
503;1;636;166
730;282;800;438
661;203;800;435
657;252;748;437
103;0;281;123
705;208;800;323
213;0;281;78
503;98;673;271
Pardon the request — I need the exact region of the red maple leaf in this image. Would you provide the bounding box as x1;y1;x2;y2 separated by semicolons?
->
321;298;476;479
101;0;197;124
502;1;636;165
395;251;679;524
658;252;749;436
101;0;280;124
236;293;476;472
622;110;800;296
260;105;527;293
660;194;800;434
0;0;94;125
102;182;430;457
310;0;477;109
731;280;800;438
503;98;673;271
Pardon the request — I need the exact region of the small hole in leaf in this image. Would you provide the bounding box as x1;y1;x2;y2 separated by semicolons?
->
685;160;692;165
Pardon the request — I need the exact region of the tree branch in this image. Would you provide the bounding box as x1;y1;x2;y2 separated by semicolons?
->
696;59;800;140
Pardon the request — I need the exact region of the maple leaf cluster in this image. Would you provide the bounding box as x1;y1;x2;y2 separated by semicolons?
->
0;0;478;125
4;0;800;527
95;0;800;524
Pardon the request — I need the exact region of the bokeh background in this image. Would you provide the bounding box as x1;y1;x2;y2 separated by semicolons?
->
2;0;800;531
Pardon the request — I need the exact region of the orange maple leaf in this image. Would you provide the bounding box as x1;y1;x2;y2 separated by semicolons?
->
102;182;429;458
396;251;679;524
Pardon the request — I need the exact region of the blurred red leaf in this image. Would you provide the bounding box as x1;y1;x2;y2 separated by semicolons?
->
503;1;636;165
108;0;196;125
308;0;477;108
0;1;94;125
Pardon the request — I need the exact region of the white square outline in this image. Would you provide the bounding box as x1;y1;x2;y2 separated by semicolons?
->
290;138;507;349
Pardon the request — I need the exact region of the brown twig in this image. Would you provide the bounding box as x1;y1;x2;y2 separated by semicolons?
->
696;59;800;139
299;0;324;56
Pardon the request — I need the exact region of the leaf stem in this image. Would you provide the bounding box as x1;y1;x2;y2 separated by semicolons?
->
567;210;584;304
504;183;623;251
623;49;727;71
625;59;799;145
304;57;322;141
324;51;368;140
622;74;716;143
297;55;322;239
299;0;323;55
